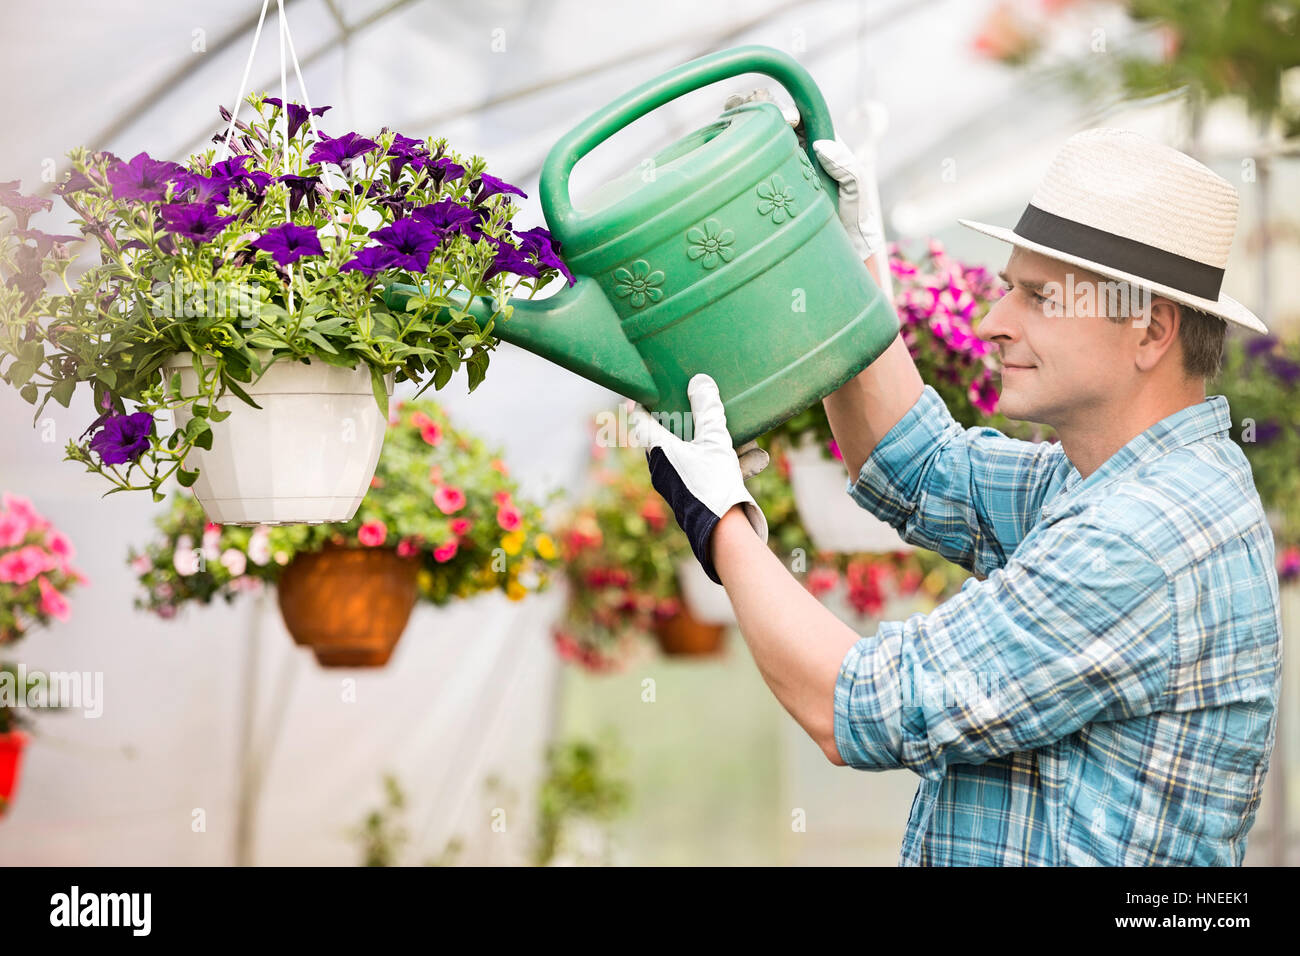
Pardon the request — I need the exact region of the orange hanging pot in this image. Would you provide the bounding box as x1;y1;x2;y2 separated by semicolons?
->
0;730;29;817
653;602;727;657
276;544;422;668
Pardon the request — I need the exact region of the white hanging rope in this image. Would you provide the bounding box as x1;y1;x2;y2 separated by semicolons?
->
219;0;272;162
278;0;295;313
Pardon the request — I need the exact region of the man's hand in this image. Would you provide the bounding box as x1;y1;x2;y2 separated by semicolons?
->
629;374;769;585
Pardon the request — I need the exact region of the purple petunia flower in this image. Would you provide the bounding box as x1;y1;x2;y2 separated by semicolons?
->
384;131;428;179
250;223;324;266
483;238;540;281
340;245;401;276
412;199;480;237
310;132;379;170
369;217;443;272
160;203;235;244
474;173;526;202
1254;419;1283;445
14;229;82;257
515;225;575;286
417;155;465;186
89;411;154;465
263;98;332;139
1268;354;1300;387
1244;335;1278;359
276;174;322;213
53;169;97;197
0;183;54;230
107;152;185;203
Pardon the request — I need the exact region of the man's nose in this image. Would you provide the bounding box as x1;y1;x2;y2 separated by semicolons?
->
977;297;1018;344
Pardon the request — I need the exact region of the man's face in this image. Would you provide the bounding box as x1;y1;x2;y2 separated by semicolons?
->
976;247;1137;429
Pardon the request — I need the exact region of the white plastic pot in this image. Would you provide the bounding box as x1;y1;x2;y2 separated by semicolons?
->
675;557;736;625
161;352;394;526
785;437;914;554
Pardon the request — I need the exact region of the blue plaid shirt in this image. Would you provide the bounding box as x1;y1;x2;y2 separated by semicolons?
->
835;386;1282;866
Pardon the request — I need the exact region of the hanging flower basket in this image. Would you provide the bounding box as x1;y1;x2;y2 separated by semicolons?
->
161;351;393;525
127;399;559;666
0;92;569;520
0;730;29;817
653;603;727;657
785;435;913;554
276;543;420;667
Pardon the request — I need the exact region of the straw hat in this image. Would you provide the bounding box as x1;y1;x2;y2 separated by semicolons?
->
958;127;1266;333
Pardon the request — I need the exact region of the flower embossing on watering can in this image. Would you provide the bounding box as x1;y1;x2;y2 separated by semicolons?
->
383;45;898;446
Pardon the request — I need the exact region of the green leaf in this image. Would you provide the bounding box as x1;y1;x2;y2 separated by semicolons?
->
369;365;389;418
432;362;453;390
96;366;117;388
304;330;338;354
51;378;76;408
176;467;199;488
8;362;34;388
152;490;167;503
19;383;37;404
20;340;43;366
223;377;263;410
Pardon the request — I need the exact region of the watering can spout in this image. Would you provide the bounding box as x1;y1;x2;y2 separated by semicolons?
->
383;278;660;406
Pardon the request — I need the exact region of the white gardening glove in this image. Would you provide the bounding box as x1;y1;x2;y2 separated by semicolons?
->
628;373;768;585
811;138;887;265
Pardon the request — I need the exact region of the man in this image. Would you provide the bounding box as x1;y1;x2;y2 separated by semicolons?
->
630;126;1282;866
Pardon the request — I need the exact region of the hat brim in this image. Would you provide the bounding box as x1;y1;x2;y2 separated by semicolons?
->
957;218;1268;334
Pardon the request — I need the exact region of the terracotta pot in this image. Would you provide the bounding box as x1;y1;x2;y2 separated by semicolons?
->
0;730;29;816
276;545;421;667
653;605;727;656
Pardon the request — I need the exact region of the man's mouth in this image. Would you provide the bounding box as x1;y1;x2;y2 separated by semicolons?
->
1000;362;1036;372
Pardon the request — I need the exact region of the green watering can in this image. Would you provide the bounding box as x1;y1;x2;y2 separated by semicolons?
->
386;44;898;445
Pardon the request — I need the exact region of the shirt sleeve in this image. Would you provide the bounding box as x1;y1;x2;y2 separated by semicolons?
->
832;510;1174;780
847;385;1065;576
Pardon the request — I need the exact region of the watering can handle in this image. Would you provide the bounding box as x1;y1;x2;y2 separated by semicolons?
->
540;44;837;242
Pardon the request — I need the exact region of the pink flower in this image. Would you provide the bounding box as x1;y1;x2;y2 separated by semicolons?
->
493;490;512;506
0;545;55;585
202;523;222;560
156;604;178;620
808;567;840;597
130;553;153;575
490;458;509;475
247;528;271;566
420;422;443;446
2;494;46;532
396;538;418;558
496;505;521;532
450;518;472;536
433;485;466;514
827;439;842;461
428;465;444;485
433;538;459;562
358;521;387;547
0;509;31;548
37;575;70;621
969;371;999;416
411;411;433;429
220;548;247;577
44;528;75;569
1280;546;1300;583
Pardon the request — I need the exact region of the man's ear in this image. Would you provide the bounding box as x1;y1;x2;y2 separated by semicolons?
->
1134;296;1182;372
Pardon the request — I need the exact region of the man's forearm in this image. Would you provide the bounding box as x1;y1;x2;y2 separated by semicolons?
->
709;504;862;765
822;255;925;481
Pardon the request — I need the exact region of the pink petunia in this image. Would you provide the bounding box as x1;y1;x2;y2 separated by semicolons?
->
433;485;466;514
490;458;509;476
493;490;512;506
0;509;31;548
420;422;443;446
358;520;387;547
0;545;56;585
496;505;521;532
449;517;472;536
44;528;75;568
37;575;70;621
969;371;999;416
220;548;247;577
2;494;46;532
807;567;840;597
411;411;433;430
433;538;459;563
396;538;418;558
827;439;842;461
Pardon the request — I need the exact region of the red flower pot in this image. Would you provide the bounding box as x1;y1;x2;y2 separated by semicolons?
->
0;731;30;817
276;544;421;667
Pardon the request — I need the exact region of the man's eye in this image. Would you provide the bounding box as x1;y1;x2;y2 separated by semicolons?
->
1031;290;1049;304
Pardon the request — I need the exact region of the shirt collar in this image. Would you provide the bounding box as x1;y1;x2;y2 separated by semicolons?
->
1057;395;1232;499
